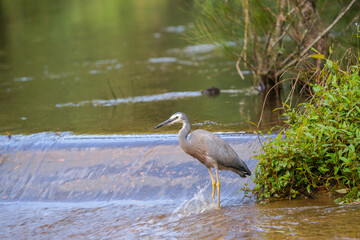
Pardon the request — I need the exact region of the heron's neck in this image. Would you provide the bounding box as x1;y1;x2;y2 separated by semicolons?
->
178;120;191;149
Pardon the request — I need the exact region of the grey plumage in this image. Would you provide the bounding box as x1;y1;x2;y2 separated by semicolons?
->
154;112;251;209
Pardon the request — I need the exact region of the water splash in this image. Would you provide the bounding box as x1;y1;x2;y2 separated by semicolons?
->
171;183;218;219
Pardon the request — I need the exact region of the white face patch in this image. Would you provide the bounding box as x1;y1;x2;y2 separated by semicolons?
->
171;113;180;118
169;114;182;124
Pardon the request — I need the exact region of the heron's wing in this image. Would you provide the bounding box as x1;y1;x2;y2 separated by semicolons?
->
183;141;208;165
190;130;251;176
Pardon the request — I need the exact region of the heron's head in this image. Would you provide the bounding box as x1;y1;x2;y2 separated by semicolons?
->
153;112;188;130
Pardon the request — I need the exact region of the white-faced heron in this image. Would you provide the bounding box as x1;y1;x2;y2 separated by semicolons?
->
154;112;251;209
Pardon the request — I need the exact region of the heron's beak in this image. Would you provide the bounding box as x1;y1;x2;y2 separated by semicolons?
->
153;118;174;130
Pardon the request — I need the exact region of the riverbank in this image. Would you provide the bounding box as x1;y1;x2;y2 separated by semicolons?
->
253;56;360;204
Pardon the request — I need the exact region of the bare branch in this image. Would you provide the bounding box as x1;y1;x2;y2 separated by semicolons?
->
276;0;357;77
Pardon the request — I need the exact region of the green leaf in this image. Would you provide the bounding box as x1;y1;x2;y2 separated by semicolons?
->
306;185;311;194
335;189;347;194
311;47;320;54
310;54;325;59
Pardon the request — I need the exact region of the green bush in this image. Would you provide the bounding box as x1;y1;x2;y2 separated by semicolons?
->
252;58;360;203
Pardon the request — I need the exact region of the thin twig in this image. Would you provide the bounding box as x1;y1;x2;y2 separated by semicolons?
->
281;50;298;66
286;72;301;108
258;77;292;126
106;78;118;100
271;24;291;48
242;0;249;62
236;57;245;80
343;14;360;32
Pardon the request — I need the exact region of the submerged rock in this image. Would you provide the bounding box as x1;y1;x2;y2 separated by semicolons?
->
201;86;220;97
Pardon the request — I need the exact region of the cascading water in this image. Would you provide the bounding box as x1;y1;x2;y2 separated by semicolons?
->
1;133;360;239
0;133;260;202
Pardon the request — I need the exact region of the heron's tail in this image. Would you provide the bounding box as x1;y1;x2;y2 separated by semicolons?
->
237;158;251;178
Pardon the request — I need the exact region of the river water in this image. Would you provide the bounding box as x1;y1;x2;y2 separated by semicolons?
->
1;1;360;239
1;133;360;239
0;0;283;134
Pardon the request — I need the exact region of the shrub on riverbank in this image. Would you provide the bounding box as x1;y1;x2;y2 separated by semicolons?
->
252;55;360;204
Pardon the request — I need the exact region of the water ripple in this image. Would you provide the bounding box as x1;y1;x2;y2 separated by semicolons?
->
55;87;259;108
56;91;202;107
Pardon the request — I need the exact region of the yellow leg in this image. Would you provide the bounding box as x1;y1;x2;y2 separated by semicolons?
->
208;168;216;203
215;167;221;209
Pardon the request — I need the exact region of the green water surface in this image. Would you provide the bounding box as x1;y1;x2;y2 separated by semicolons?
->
1;0;355;135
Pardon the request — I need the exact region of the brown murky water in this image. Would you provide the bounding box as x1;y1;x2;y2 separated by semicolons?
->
2;198;360;239
1;134;360;239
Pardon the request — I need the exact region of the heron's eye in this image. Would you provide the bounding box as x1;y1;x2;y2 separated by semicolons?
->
174;116;178;119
